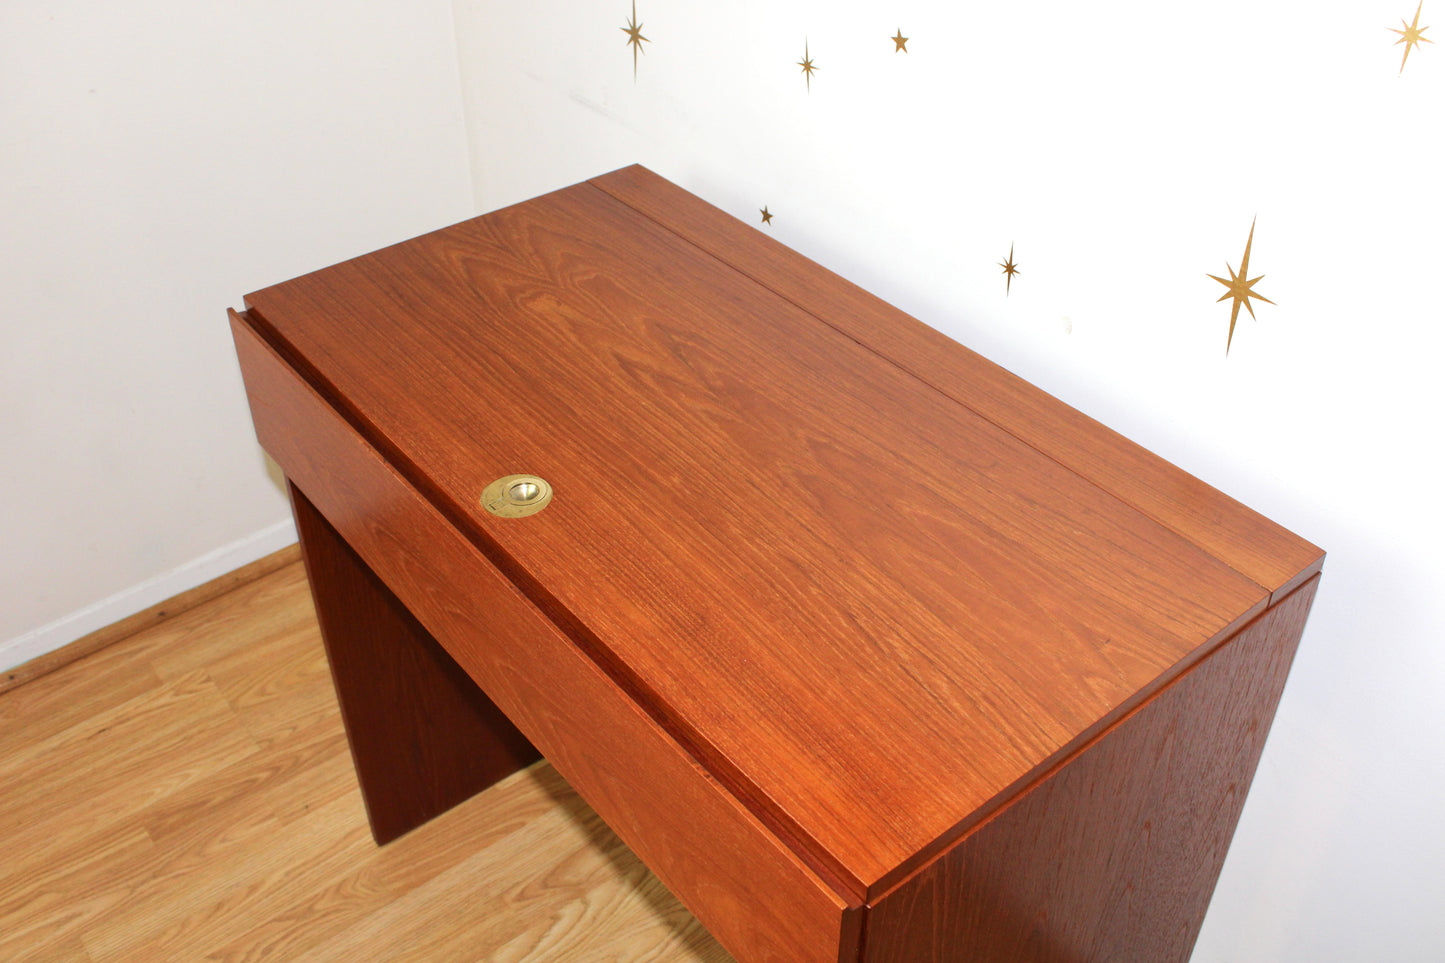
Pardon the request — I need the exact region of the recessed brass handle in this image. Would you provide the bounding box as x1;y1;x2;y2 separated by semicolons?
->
481;474;553;518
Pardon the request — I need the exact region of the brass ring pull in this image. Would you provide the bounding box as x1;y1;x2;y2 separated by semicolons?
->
481;474;553;518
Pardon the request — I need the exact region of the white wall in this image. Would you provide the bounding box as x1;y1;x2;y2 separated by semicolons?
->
0;0;474;666
451;0;1443;959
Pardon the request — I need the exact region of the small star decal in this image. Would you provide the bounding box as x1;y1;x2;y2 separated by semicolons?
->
1391;1;1433;74
798;41;818;92
1208;218;1274;355
892;30;909;53
999;244;1020;295
760;206;774;226
621;1;649;80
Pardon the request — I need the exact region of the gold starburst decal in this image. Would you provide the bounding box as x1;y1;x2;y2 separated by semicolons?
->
1391;1;1433;74
1208;218;1274;355
798;41;818;92
760;206;773;226
999;244;1020;295
621;2;649;80
892;30;909;53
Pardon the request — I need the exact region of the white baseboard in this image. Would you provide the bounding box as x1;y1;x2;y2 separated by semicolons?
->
0;518;299;674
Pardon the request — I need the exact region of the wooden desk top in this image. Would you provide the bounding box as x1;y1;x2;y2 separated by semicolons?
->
241;166;1323;898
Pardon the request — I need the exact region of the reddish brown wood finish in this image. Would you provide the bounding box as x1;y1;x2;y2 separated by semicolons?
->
287;480;540;844
229;166;1324;963
232;312;858;963
590;166;1324;605
240;177;1292;895
863;576;1319;963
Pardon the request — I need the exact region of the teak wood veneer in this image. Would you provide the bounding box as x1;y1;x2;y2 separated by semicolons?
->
229;165;1324;962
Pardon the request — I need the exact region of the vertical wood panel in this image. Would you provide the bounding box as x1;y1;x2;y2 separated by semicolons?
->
290;483;540;844
863;576;1319;963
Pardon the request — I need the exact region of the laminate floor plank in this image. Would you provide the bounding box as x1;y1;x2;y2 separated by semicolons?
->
0;567;310;758
92;793;372;963
203;623;343;749
0;639;164;757
27;933;92;963
0;671;259;866
138;715;353;843
292;765;729;963
0;821;155;963
225;765;569;963
145;563;317;685
0;557;732;963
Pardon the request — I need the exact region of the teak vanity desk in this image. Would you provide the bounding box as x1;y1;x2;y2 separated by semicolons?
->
230;166;1323;963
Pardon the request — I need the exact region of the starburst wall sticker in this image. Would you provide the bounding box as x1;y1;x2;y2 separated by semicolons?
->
1208;219;1274;355
1392;1;1433;73
621;2;649;80
999;244;1020;295
798;41;818;91
892;30;909;53
760;206;774;227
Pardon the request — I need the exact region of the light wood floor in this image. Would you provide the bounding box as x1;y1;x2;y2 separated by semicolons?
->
0;559;734;962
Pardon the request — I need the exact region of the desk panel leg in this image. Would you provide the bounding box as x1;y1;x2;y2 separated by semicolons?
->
289;482;542;844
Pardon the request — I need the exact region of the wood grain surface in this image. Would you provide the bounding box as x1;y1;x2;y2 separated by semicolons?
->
289;482;540;844
238;174;1306;896
590;166;1324;604
232;312;856;962
0;559;733;963
862;576;1319;962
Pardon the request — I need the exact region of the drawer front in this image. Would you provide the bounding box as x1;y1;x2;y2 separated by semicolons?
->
231;311;858;963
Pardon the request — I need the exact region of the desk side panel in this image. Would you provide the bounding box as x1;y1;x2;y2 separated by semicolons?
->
862;576;1319;963
288;479;541;844
231;311;859;963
